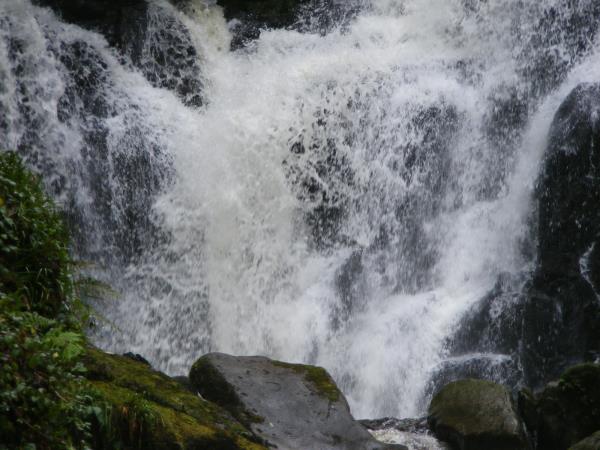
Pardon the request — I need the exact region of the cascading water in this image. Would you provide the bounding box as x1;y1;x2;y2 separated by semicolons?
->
2;0;600;419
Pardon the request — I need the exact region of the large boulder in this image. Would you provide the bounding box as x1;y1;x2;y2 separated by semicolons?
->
519;363;600;450
524;82;600;384
427;379;529;450
538;83;600;277
189;353;405;450
83;347;266;449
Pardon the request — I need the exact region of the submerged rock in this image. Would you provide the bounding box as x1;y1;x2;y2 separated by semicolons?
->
427;379;529;450
84;347;265;449
520;363;600;450
189;353;405;450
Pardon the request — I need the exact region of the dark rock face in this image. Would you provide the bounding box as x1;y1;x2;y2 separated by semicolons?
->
428;379;529;450
217;0;361;49
519;82;600;384
538;83;600;276
218;0;308;43
519;364;600;450
189;353;405;450
440;83;600;393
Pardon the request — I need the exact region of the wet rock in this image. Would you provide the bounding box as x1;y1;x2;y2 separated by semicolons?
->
538;83;600;276
443;83;600;392
189;353;405;450
521;363;600;450
360;417;430;434
83;347;266;449
427;379;529;450
217;0;308;48
570;431;600;450
122;351;151;366
526;82;600;383
217;0;361;49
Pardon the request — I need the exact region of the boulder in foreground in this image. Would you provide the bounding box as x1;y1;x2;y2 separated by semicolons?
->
427;379;529;450
84;347;266;449
520;363;600;450
189;353;406;450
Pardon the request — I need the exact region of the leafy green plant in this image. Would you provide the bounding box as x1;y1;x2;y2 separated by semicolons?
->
0;151;97;449
0;152;74;318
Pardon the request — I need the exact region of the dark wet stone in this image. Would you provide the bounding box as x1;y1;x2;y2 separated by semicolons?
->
189;353;406;450
428;379;529;450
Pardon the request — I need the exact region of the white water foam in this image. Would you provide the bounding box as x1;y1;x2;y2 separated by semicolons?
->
2;0;600;418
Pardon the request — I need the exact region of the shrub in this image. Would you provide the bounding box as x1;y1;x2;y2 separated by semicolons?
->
0;151;94;449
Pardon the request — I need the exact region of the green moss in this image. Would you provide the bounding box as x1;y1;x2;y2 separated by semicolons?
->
272;361;341;402
429;379;511;434
85;347;266;450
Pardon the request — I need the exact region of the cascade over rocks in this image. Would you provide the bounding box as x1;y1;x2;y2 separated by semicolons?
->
519;0;600;99
427;379;529;450
441;82;600;392
189;353;406;450
34;0;203;107
216;0;309;48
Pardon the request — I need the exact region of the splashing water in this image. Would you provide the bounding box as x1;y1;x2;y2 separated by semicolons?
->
2;0;600;418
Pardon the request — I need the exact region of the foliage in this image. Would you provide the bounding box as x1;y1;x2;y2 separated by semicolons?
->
0;152;74;319
0;151;94;449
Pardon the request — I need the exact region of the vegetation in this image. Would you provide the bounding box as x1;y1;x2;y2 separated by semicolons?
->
84;348;265;450
0;151;266;449
0;151;93;449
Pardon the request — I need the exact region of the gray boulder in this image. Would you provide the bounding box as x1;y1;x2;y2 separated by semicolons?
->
189;353;405;450
428;379;529;450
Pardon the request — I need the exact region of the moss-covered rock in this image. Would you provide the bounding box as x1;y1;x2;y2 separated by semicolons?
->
528;363;600;450
189;353;403;450
84;347;266;450
271;360;341;402
570;431;600;450
427;379;529;450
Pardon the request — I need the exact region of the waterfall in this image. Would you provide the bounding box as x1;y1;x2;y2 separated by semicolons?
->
2;0;600;418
